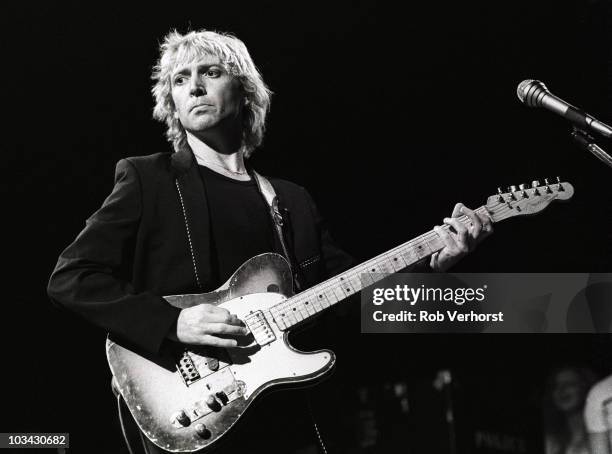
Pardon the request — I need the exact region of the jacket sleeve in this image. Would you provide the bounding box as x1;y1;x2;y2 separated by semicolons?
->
47;159;181;355
302;188;430;277
301;188;355;279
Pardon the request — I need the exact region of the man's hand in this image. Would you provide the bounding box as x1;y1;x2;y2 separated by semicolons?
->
169;304;249;347
431;203;493;272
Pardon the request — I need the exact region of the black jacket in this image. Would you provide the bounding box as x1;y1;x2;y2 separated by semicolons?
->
47;148;354;355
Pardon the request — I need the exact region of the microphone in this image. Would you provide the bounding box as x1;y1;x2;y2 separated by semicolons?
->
517;79;612;138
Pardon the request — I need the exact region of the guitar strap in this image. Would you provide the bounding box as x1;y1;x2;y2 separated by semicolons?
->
252;170;328;454
251;171;303;291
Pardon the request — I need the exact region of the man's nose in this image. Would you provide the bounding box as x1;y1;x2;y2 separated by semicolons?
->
189;76;206;97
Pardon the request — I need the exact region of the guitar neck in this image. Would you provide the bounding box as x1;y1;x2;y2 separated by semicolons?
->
270;206;492;330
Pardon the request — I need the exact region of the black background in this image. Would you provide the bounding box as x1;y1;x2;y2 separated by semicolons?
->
2;0;612;452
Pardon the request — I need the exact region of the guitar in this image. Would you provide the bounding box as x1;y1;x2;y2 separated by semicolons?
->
107;180;573;452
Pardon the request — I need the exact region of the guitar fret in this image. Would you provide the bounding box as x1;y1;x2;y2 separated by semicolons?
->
337;275;357;297
387;255;405;272
303;300;316;316
331;285;346;300
400;248;418;266
414;241;431;259
347;274;362;293
359;272;375;287
318;292;332;308
309;293;324;312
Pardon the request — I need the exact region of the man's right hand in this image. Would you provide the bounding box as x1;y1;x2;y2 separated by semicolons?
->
168;304;249;347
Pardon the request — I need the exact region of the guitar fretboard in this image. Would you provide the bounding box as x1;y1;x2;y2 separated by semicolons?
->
270;207;491;330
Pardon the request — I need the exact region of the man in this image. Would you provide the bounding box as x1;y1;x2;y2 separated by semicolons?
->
585;374;612;454
48;29;491;453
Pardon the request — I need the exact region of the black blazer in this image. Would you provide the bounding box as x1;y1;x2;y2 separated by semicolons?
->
47;148;353;355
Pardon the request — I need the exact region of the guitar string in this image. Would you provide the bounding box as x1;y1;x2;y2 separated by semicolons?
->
269;194;557;326
270;206;499;322
273;187;565;322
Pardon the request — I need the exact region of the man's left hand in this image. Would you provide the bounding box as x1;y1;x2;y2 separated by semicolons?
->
431;203;493;272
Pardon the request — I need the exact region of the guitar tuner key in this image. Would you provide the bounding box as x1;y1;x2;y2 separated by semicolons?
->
497;187;504;202
531;180;540;188
556;176;565;191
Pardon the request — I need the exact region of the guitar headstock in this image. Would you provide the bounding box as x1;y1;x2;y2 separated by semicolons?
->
486;178;574;222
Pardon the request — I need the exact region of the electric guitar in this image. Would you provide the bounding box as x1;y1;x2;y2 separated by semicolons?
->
107;180;573;452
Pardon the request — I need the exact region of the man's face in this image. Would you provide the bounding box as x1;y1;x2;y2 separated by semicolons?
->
171;54;243;138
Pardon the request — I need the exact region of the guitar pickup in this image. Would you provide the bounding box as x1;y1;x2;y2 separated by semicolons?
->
244;311;276;346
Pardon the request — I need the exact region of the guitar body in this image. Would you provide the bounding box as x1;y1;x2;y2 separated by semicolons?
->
107;253;335;453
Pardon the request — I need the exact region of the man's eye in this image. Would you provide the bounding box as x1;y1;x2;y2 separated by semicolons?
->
173;76;186;85
206;69;221;77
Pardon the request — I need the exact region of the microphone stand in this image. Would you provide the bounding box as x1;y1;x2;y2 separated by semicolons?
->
571;127;612;169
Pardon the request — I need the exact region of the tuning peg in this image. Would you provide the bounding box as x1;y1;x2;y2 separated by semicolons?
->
497;187;504;202
544;178;553;194
556;176;565;191
507;186;517;200
531;180;540;188
519;184;525;190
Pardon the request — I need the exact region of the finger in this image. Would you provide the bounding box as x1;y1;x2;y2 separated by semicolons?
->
460;206;482;239
434;225;459;253
451;202;464;218
443;218;469;252
430;251;439;270
197;334;239;348
202;323;249;336
477;212;494;236
199;307;243;325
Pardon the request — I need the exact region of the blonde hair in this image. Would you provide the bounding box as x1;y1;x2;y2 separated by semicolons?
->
151;29;272;158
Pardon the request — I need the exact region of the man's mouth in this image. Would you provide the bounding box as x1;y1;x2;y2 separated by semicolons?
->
191;103;212;111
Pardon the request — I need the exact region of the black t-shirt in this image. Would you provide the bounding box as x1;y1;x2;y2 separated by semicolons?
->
198;165;276;287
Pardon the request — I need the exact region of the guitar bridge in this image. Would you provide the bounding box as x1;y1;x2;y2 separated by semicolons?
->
178;351;201;385
244;311;276;346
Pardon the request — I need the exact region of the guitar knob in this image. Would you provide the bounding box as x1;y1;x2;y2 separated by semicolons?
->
531;180;540;188
170;410;191;427
206;395;221;412
215;391;229;405
195;423;211;439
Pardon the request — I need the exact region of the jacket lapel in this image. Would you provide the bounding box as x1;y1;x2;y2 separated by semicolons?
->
171;148;214;291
